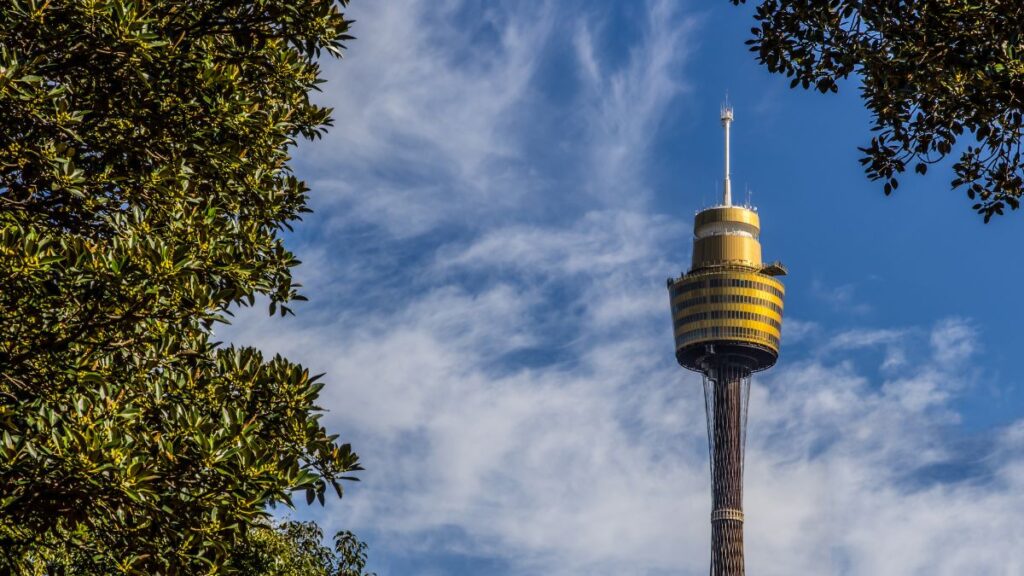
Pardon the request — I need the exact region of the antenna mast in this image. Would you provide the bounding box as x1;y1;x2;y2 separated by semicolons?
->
721;103;734;206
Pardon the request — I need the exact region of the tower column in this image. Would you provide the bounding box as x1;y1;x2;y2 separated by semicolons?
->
709;364;747;576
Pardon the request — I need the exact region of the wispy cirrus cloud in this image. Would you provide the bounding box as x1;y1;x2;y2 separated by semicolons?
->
571;1;694;202
812;279;872;315
301;1;554;236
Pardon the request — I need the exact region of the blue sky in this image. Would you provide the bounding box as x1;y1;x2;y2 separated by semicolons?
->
224;1;1024;574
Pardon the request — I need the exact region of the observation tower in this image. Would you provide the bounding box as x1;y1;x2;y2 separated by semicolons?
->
666;106;786;575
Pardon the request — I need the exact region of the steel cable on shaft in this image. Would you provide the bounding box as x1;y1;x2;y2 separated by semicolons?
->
703;361;751;576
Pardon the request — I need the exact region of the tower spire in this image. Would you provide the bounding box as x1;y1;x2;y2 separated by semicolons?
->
721;103;734;206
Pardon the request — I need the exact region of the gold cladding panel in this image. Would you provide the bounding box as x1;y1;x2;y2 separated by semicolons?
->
668;270;785;355
669;271;785;299
694;206;760;230
671;300;783;349
672;295;783;326
675;321;779;338
672;302;783;326
673;301;783;323
674;319;781;340
670;286;785;309
692;235;762;268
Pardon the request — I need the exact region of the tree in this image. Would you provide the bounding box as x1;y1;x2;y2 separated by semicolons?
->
0;1;360;572
183;520;375;576
233;521;340;576
731;0;1024;221
28;521;376;576
331;529;376;576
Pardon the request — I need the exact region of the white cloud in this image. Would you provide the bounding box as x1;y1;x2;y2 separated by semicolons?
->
930;317;976;367
824;327;905;350
812;279;872;315
234;268;1024;576
572;0;693;202
780;317;819;344
819;326;910;372
301;0;554;236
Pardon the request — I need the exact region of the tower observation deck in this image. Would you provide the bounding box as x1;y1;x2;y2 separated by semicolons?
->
667;106;786;575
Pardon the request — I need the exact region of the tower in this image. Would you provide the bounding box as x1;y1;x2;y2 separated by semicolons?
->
667;106;786;575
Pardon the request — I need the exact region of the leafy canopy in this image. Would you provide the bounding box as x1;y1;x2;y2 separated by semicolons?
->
232;521;377;576
732;0;1024;221
0;0;359;572
37;521;376;576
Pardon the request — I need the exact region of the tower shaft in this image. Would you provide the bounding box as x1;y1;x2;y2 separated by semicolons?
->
707;363;749;576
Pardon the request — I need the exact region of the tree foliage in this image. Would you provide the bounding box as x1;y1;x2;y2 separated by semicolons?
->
231;522;376;576
29;521;376;576
233;521;339;576
0;0;359;572
732;0;1024;221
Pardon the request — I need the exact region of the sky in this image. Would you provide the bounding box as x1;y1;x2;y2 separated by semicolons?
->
223;1;1024;574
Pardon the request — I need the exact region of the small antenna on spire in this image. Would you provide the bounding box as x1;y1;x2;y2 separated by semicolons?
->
721;99;734;206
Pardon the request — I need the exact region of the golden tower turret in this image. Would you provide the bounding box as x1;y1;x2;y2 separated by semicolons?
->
667;105;786;576
668;105;786;374
670;201;786;372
